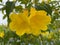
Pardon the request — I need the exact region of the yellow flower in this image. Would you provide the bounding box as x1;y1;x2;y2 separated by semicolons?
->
9;12;31;36
0;32;4;38
29;7;51;32
29;7;51;35
9;7;51;36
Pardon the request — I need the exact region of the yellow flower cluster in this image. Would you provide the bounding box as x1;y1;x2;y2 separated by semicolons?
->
9;7;51;36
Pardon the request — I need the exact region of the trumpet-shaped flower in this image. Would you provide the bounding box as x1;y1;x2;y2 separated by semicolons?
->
9;12;31;36
29;7;51;32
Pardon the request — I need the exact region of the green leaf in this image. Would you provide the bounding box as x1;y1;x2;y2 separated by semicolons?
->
6;1;15;15
0;0;2;2
3;15;7;19
43;3;52;15
35;3;52;15
1;6;6;14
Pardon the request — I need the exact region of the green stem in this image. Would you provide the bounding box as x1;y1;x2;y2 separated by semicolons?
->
6;15;9;27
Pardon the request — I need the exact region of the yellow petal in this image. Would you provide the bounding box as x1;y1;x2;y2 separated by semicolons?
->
16;30;25;36
9;13;18;21
36;10;47;16
31;29;41;36
30;7;36;17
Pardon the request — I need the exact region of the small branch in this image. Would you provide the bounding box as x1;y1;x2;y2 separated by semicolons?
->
0;4;5;6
